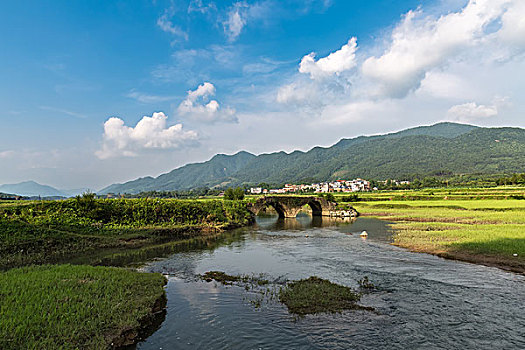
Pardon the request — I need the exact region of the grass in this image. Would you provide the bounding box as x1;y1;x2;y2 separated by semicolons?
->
0;198;253;269
0;264;167;350
0;198;255;348
278;276;365;316
201;272;371;316
201;270;270;286
348;189;525;273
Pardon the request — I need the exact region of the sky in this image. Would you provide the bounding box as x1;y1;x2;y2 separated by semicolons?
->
1;0;524;190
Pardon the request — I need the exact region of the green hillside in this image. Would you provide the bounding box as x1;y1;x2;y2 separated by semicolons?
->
101;151;256;194
99;123;525;194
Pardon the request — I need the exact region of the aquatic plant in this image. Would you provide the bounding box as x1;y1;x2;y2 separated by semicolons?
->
278;276;364;316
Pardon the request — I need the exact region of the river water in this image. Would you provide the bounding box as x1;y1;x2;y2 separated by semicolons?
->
138;215;525;350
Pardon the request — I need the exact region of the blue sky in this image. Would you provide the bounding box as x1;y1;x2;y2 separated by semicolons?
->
1;0;524;190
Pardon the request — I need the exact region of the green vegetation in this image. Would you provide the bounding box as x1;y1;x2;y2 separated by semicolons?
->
0;196;255;349
201;272;372;316
0;264;166;350
201;270;269;286
322;193;336;202
100;123;525;194
346;188;525;273
0;196;253;269
278;276;365;316
223;187;245;200
122;187;224;199
341;186;525;201
202;270;241;284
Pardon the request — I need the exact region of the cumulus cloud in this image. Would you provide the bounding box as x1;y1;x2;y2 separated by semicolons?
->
448;102;497;122
278;0;525;122
299;37;358;80
497;0;525;49
177;82;237;123
416;71;474;99
96;112;198;159
276;37;357;108
447;97;509;122
361;0;511;98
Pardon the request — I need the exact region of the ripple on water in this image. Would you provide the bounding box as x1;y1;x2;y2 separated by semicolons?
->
138;217;525;350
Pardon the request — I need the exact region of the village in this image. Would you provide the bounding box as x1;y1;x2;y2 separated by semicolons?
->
250;178;373;195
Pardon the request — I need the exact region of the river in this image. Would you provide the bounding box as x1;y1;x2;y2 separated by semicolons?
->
137;215;525;349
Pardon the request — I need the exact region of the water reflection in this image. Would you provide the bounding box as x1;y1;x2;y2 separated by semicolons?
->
256;213;356;231
138;216;525;350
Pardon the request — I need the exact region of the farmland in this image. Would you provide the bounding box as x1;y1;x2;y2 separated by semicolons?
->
341;187;525;273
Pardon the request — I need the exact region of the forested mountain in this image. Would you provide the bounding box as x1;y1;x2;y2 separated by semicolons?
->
101;151;256;194
99;122;525;194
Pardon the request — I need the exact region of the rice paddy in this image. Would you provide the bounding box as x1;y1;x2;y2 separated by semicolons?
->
346;188;525;273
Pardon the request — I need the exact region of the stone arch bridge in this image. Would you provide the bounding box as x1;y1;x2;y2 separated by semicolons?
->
248;196;358;218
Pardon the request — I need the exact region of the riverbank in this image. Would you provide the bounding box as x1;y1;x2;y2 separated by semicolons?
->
0;197;253;349
0;197;253;269
0;264;166;350
351;197;525;274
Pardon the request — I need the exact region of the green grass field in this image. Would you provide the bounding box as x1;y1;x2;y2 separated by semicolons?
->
0;197;255;349
0;264;166;350
0;197;253;269
345;190;525;273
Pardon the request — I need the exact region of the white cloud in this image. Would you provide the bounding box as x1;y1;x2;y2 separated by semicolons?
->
299;37;358;80
126;90;177;104
96;112;198;159
277;81;322;108
157;8;188;40
361;0;511;98
0;150;15;159
222;1;274;42
447;96;509;122
224;3;246;42
40;106;87;119
447;102;497;122
188;0;216;14
276;38;357;108
416;71;474;99
498;1;525;49
177;82;237;123
274;0;525;134
316;100;392;126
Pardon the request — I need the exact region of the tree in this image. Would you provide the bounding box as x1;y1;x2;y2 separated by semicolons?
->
233;187;245;200
323;193;335;202
224;187;245;200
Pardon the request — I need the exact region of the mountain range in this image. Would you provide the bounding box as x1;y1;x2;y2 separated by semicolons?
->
0;181;90;197
100;122;525;194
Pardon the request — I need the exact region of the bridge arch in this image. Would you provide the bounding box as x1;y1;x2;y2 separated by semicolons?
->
264;202;287;218
305;199;323;217
248;196;355;218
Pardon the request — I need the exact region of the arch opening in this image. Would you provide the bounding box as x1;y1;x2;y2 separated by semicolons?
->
262;203;286;218
307;200;323;217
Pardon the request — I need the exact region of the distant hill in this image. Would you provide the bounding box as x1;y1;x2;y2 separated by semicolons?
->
0;181;66;197
0;181;91;197
99;122;525;194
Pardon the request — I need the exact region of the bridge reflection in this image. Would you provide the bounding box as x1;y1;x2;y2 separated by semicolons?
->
255;213;356;231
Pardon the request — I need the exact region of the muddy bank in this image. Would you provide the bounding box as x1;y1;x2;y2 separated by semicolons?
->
112;287;168;349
